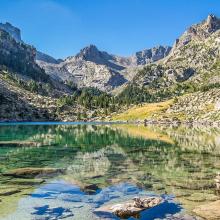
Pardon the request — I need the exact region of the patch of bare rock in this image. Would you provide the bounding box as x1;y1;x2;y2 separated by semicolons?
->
95;196;163;218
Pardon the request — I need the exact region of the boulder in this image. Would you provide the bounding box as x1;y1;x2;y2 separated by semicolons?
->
193;200;220;220
95;196;163;218
9;178;45;185
83;184;100;194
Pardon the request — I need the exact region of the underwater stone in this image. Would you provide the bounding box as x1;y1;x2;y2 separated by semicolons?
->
193;200;220;219
3;167;65;178
0;188;21;196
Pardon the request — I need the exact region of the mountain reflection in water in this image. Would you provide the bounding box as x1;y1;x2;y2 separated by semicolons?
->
0;123;219;219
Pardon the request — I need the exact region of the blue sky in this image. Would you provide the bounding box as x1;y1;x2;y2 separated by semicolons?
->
0;0;219;59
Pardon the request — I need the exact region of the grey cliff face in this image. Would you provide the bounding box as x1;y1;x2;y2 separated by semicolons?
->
73;44;126;71
0;28;50;82
75;44;104;62
134;46;172;65
37;44;172;92
173;14;220;50
205;14;220;33
0;22;61;66
133;14;220;90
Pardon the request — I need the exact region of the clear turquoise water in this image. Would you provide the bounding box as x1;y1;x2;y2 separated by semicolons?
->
0;123;219;219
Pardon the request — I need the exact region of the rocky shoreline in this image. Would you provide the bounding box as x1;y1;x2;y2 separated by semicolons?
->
143;119;220;127
1;118;220;126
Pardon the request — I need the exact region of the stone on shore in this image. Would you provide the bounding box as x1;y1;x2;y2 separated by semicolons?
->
95;196;163;218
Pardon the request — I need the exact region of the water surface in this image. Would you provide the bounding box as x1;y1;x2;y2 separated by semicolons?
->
0;123;219;219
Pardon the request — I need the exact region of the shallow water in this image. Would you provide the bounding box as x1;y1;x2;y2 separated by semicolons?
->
0;123;219;219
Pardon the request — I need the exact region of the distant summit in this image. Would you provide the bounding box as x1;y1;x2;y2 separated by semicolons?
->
173;14;220;50
0;21;172;92
205;14;220;33
76;44;101;61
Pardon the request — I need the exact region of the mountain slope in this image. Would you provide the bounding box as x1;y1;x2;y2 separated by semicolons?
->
0;24;77;121
132;14;220;88
0;28;49;82
0;22;172;93
37;44;171;92
110;88;220;124
113;14;220;123
0;15;220;123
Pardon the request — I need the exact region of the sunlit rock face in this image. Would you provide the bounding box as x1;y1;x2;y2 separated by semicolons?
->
173;14;220;50
133;15;220;92
37;44;171;93
0;22;172;93
134;46;172;65
95;196;163;218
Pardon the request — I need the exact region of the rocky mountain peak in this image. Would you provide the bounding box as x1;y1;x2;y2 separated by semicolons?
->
172;14;220;51
76;44;101;61
205;14;220;33
188;14;220;36
0;22;22;42
73;44;123;69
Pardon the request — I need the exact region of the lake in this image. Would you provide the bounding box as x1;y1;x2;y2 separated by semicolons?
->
0;123;219;219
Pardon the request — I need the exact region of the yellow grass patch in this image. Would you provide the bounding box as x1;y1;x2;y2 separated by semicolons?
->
111;100;173;121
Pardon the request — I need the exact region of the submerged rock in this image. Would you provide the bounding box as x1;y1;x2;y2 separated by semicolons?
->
3;167;65;178
95;196;163;218
0;141;39;147
9;178;45;185
186;192;219;202
83;184;100;194
0;188;21;196
160;213;199;220
193;200;220;220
